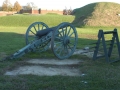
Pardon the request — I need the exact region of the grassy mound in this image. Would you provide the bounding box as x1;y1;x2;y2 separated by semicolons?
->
72;2;120;27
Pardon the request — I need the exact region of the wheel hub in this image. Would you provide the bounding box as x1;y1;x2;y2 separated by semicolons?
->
63;37;70;45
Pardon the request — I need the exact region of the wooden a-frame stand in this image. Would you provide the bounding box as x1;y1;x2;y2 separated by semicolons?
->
93;28;120;63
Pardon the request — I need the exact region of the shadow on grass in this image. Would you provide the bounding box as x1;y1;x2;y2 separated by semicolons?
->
0;32;25;53
77;38;97;49
0;32;55;60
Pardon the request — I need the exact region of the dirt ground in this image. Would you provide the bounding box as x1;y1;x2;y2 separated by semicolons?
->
4;49;92;76
5;59;82;76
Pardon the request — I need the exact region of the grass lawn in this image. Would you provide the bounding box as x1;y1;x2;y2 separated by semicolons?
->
0;26;120;90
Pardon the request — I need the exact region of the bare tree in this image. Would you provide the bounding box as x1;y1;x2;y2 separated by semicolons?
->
25;2;38;10
63;7;73;15
2;0;13;11
13;1;21;12
30;2;38;9
26;3;32;10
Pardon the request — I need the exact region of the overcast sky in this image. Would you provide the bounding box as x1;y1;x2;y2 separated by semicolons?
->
0;0;120;10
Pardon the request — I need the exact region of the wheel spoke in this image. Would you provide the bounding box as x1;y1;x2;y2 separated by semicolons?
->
70;41;75;46
67;44;74;51
70;38;75;42
69;32;74;37
30;30;36;35
62;28;65;36
69;38;75;44
55;36;63;41
64;45;69;54
38;24;40;30
55;43;63;52
33;26;37;32
65;27;67;36
54;41;62;45
58;30;64;39
67;27;71;36
58;45;64;56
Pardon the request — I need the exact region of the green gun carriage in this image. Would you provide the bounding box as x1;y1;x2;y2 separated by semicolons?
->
6;22;78;60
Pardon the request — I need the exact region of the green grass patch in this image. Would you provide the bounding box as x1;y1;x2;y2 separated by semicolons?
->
0;24;120;89
0;14;75;27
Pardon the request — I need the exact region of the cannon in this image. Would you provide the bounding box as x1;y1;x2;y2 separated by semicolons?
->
5;22;78;60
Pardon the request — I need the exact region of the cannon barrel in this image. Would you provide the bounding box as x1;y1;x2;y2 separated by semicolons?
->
36;27;56;37
36;24;70;38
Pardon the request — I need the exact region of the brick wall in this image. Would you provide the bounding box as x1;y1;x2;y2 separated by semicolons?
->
40;9;63;15
32;10;39;14
0;11;16;16
20;9;63;15
0;9;63;15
